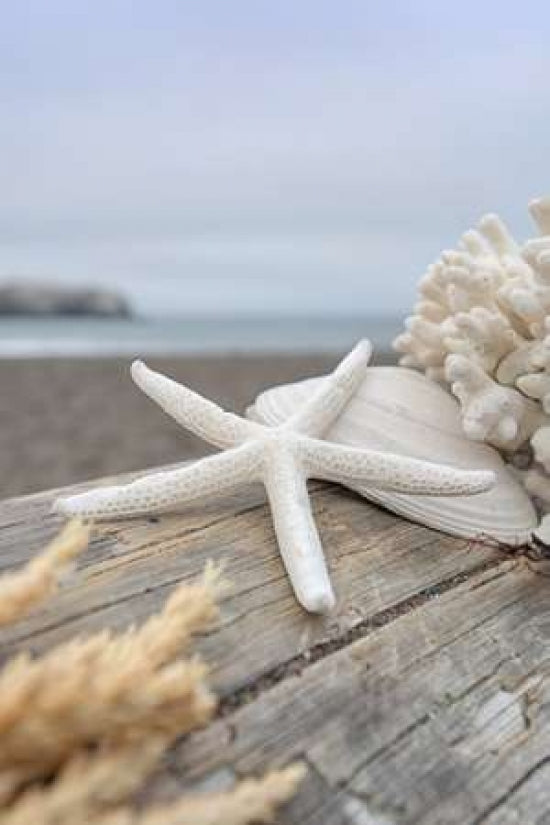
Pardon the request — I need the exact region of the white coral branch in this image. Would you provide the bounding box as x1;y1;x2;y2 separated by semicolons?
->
393;195;550;521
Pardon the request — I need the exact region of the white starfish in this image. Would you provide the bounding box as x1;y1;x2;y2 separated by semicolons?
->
55;340;495;614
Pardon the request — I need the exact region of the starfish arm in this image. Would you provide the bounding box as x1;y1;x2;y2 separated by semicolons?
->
131;361;264;449
263;450;335;614
300;438;496;496
284;339;372;437
54;444;263;520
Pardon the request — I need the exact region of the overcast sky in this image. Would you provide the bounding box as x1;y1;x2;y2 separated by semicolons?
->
1;1;549;316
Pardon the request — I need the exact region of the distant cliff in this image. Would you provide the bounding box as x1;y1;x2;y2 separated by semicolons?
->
0;282;132;317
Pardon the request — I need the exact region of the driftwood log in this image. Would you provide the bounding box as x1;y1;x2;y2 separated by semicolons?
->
1;469;549;824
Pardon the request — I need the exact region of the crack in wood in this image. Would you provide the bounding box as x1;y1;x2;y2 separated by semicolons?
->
467;566;512;591
470;756;550;824
298;753;399;825
217;556;509;718
330;533;444;566
100;501;270;560
334;713;432;792
0;567;209;654
408;584;524;668
445;657;515;710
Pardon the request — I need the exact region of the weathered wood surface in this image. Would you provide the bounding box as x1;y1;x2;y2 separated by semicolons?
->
1;470;549;824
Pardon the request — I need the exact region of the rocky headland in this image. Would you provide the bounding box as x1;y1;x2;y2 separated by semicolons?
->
0;282;131;317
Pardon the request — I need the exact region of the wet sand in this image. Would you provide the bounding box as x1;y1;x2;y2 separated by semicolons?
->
1;352;394;499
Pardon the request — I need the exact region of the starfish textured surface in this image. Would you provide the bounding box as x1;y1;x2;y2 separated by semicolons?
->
55;341;495;614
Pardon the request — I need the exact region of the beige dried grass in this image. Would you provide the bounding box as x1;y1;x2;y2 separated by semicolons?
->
0;525;304;824
0;520;89;627
125;764;307;825
0;748;304;825
0;563;222;791
0;742;164;825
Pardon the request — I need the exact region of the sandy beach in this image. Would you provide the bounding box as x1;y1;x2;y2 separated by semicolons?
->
1;352;395;499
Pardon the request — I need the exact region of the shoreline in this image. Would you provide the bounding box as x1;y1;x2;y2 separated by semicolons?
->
0;315;402;358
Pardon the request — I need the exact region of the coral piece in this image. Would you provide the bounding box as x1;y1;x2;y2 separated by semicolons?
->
445;355;543;450
394;196;550;522
54;341;494;614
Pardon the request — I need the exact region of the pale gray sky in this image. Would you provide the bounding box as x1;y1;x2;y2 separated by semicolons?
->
2;1;549;315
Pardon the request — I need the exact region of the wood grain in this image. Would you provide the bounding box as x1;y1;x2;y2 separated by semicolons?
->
1;468;548;823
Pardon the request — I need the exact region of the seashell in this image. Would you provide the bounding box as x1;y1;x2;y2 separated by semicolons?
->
248;366;537;544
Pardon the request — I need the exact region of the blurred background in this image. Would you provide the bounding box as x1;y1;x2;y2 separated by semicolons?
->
2;0;549;497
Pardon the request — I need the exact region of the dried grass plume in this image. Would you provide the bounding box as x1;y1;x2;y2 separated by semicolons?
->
0;524;304;824
0;563;222;792
0;748;304;825
0;520;89;627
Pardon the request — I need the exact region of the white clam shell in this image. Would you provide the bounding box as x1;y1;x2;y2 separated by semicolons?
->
249;366;537;544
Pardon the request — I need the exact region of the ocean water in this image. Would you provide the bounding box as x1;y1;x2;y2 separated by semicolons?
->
0;315;401;357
